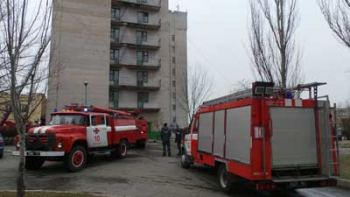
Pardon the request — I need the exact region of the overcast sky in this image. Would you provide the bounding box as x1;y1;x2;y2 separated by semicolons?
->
169;0;350;104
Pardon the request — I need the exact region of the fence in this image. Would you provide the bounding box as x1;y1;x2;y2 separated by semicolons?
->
148;130;161;141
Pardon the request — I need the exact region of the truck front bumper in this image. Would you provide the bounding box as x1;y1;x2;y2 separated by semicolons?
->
12;151;65;157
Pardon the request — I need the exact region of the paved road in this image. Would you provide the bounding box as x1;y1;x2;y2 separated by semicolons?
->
0;142;350;197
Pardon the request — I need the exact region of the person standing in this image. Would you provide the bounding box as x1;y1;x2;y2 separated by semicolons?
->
160;123;171;156
175;125;182;155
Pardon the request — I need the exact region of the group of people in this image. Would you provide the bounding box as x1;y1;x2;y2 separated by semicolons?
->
160;123;184;157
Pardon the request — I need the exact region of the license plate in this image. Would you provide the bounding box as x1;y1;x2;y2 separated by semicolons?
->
27;151;40;156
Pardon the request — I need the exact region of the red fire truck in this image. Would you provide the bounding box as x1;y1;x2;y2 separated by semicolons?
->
181;82;339;192
13;105;148;172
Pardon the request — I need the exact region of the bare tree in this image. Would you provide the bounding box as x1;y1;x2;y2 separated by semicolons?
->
0;1;52;197
319;0;350;49
249;0;302;88
179;64;213;123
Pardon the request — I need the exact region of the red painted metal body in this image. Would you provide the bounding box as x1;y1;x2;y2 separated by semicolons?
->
15;106;148;153
185;96;338;190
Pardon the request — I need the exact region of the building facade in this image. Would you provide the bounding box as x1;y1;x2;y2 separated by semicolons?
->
0;93;46;125
47;0;188;130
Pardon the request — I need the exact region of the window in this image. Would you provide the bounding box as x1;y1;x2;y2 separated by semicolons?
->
110;49;119;63
173;104;176;110
111;8;120;20
111;28;120;42
109;91;119;108
51;115;86;126
172;35;175;41
136;31;147;42
109;70;119;85
137;92;149;103
172;80;176;87
138;0;147;3
90;115;106;126
172;46;175;52
138;12;149;23
137;71;148;85
172;57;176;64
137;51;149;63
172;69;176;76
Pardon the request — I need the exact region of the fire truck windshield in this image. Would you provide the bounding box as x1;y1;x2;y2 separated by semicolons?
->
50;114;86;126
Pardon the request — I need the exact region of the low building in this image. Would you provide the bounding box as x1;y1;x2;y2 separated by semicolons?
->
0;93;46;125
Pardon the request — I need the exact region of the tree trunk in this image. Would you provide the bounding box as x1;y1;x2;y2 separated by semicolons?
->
16;125;26;197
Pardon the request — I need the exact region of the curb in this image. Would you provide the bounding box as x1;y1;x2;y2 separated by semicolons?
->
337;178;350;189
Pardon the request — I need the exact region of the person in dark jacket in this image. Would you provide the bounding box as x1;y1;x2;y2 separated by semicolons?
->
175;125;182;155
160;123;171;156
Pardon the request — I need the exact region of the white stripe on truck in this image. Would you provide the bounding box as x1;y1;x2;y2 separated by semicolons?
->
115;125;137;132
40;126;53;134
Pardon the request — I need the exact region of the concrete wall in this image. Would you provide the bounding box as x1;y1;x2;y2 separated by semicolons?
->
169;11;188;128
47;0;111;121
47;0;188;131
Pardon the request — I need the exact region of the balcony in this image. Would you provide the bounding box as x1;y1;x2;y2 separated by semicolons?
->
125;59;161;70
112;0;161;12
111;16;161;30
117;102;160;112
111;56;161;70
110;58;122;69
110;77;161;91
110;36;160;50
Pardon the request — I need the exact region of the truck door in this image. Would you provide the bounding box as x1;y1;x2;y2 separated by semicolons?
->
87;114;108;148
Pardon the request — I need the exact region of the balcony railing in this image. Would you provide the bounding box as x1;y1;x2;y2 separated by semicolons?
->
110;77;161;90
111;15;161;30
118;102;160;111
110;35;160;50
112;0;161;11
110;58;120;65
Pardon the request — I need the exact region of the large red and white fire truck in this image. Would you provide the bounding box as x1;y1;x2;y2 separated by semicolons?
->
181;82;339;192
13;105;148;172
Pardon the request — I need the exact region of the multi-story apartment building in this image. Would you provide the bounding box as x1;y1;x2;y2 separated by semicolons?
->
47;0;188;130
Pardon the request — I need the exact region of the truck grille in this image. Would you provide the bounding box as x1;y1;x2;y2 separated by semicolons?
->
28;136;48;145
26;134;55;151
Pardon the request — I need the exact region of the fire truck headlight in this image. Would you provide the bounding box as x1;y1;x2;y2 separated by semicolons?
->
57;142;63;149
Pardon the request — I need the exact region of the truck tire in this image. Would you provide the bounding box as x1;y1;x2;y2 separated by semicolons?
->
25;157;45;170
65;145;87;172
181;154;191;169
116;140;128;159
0;153;3;158
218;164;234;193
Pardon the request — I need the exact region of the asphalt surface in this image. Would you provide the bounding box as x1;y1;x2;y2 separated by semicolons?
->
0;142;350;197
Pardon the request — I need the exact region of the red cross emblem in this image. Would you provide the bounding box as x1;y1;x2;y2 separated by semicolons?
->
93;128;100;134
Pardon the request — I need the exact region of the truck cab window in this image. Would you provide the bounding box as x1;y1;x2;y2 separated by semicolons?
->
91;116;97;126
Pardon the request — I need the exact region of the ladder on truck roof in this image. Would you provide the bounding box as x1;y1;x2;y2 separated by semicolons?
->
203;82;328;106
203;81;275;106
203;89;252;106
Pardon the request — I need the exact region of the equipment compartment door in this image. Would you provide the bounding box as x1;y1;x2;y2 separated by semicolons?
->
87;115;108;148
270;107;318;168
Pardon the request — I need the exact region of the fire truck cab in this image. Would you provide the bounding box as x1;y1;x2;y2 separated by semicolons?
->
182;82;339;192
13;105;148;172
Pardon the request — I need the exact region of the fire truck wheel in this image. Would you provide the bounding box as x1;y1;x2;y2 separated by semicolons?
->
116;140;128;159
218;164;233;193
181;155;191;169
65;145;87;172
25;157;45;170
